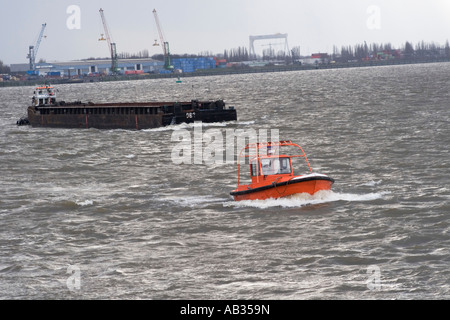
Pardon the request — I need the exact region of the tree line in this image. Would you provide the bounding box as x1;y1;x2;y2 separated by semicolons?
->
2;40;450;73
95;40;450;63
219;41;450;63
332;40;450;62
118;49;150;59
0;60;10;73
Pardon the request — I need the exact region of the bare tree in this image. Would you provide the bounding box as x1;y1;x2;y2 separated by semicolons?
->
0;60;11;73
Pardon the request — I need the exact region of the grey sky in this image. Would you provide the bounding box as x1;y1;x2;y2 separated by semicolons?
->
1;0;450;65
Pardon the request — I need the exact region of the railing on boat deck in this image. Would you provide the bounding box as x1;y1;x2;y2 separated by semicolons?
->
235;140;313;186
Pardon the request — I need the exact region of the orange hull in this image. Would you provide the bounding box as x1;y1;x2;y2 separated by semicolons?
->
230;141;334;202
231;176;333;201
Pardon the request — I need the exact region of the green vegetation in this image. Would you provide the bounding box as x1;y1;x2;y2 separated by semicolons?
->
0;60;10;74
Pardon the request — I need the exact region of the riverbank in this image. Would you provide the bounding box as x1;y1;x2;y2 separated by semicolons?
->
1;57;449;87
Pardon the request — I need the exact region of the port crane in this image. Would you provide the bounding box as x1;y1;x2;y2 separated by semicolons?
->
27;23;47;74
152;9;173;70
99;8;119;74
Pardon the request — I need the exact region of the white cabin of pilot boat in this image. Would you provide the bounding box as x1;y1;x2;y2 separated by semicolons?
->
32;85;56;106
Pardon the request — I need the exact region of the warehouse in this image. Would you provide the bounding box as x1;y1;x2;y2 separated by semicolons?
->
10;58;165;77
10;56;220;77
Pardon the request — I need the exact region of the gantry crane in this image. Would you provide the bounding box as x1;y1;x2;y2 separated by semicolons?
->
27;23;47;74
99;8;119;75
152;9;173;70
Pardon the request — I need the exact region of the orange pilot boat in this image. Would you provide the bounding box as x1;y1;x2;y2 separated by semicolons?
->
230;141;334;201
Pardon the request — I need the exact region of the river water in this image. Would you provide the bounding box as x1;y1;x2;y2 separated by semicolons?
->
0;63;449;300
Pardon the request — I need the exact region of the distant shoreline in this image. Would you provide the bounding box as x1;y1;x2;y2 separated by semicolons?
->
2;57;450;88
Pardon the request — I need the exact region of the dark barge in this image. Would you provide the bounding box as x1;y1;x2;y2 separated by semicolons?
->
19;86;237;129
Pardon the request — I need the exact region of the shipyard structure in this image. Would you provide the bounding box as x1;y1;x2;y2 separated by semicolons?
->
10;56;225;79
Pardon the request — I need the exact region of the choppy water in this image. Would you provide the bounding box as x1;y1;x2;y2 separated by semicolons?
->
0;63;449;300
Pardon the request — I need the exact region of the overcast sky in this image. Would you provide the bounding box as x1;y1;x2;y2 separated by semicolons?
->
1;0;450;65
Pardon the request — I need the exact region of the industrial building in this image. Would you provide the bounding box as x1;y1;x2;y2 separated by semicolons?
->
10;56;221;78
10;8;219;78
11;58;162;77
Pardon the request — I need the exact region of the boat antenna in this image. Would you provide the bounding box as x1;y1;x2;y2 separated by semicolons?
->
192;84;196;99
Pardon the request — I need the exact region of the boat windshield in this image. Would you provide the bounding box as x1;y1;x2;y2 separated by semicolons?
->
260;157;291;175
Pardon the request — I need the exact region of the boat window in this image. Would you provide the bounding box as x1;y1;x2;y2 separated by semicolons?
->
261;158;275;175
251;161;258;176
261;157;291;175
279;157;291;174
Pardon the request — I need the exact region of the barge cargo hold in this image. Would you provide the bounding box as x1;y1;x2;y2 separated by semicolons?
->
21;86;237;129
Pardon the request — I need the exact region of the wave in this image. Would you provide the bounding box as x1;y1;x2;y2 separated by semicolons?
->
224;190;389;209
161;195;229;208
142;121;231;132
360;180;382;187
75;199;94;207
142;120;254;132
236;120;255;125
